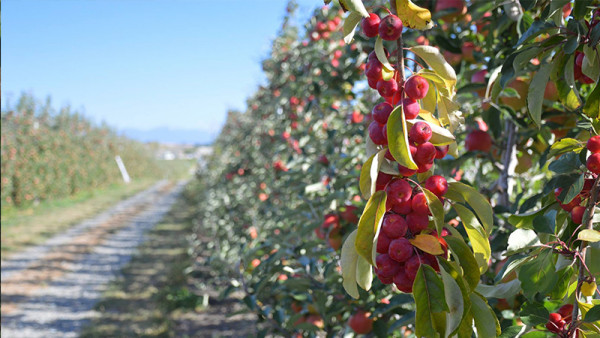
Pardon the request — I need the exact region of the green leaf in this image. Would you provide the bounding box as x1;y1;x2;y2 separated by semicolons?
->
342;11;362;44
470;293;501;338
583;305;600;323
578;229;600;243
375;36;394;71
508;205;552;230
533;209;557;234
410;45;457;93
514;20;556;47
582;45;600;82
548;152;582;174
338;0;369;17
519;301;550;326
359;149;387;200
414;264;448;338
549;138;584;157
527;62;552;126
422;188;444;233
564;174;585;204
447;182;494;234
476;279;521;299
341;229;359;299
507;229;541;254
453;204;491;274
356;254;373;291
518;249;558;298
438;260;470;337
387;105;418;170
355;190;387;265
549;266;573;300
583;84;600;119
445;236;480;290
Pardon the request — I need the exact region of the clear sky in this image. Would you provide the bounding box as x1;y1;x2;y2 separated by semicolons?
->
1;0;322;142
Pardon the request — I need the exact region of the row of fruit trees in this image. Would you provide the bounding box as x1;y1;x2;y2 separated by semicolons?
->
192;0;600;336
1;94;162;207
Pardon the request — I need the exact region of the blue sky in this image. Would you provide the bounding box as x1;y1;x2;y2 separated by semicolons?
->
1;0;322;142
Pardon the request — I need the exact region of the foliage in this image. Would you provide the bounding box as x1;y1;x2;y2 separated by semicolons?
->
1;93;163;207
190;0;600;336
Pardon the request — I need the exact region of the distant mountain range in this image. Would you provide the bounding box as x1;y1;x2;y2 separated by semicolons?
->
121;127;217;145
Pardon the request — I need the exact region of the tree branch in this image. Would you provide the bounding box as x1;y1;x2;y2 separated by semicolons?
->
571;176;600;336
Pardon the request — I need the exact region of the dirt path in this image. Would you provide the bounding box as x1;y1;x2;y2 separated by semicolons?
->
0;180;186;338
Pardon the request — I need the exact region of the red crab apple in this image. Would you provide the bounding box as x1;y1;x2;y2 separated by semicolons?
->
361;13;380;38
348;310;373;334
425;175;448;198
389;238;414;262
402;98;420;119
465;130;492;152
435;145;449;159
372;102;394;124
546;313;565;333
386;179;413;205
378;14;403;41
571;206;585;224
415;142;436;166
575;51;595;84
544;81;559;101
377;78;399;98
411;192;429;215
501;78;529;110
351;110;363;123
382;213;408;238
377;232;392;253
375;253;401;277
587;136;600;153
471;69;488;97
587;153;600;174
409;121;432;145
369;121;387;145
435;0;467;22
406;211;429;233
393;268;414;293
366;59;383;81
405;75;429;100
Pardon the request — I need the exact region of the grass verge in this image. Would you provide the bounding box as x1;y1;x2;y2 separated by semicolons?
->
1;179;157;257
80;183;198;338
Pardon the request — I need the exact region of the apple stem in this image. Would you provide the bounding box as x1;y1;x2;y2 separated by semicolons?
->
389;0;405;97
498;119;517;207
571;176;600;334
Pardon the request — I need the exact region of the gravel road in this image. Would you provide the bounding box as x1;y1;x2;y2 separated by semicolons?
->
1;180;186;338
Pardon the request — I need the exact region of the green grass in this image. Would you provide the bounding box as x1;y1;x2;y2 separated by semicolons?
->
0;179;158;257
156;159;197;181
80;187;197;338
0;159;197;257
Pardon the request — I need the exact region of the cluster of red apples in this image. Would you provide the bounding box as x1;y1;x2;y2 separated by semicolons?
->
546;304;574;335
373;174;449;292
359;9;454;293
555;136;600;224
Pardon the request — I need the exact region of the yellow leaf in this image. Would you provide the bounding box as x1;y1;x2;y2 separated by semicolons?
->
338;0;369;17
343;11;363;44
355;191;387;265
359;149;387;199
375;36;394;71
418;109;442;126
395;0;434;30
410;234;444;256
356;255;373;291
406;118;455;146
410;46;457;93
387;105;418;170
